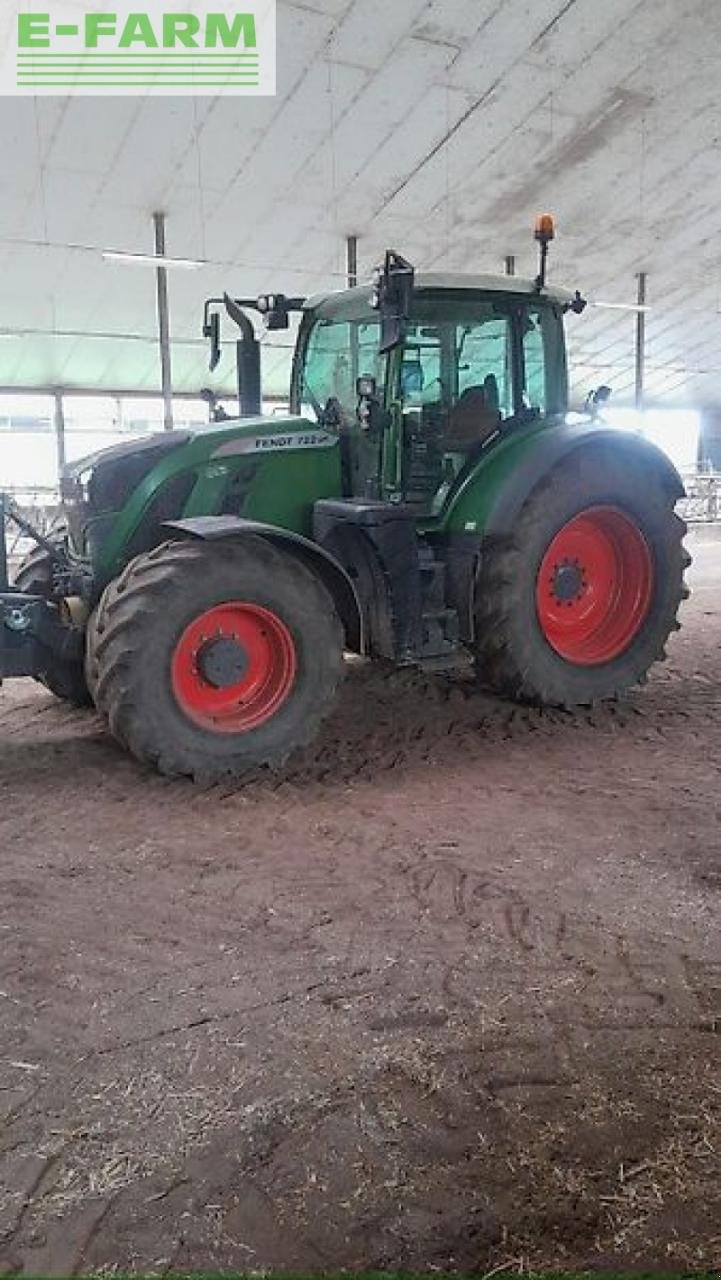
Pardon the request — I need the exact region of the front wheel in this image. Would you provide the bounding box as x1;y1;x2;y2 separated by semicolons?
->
86;537;345;780
473;447;690;706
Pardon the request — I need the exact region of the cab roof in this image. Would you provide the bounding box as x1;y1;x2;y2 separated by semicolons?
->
304;273;575;314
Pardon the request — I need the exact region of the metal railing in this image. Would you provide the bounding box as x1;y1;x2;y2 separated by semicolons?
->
678;472;721;523
3;487;63;574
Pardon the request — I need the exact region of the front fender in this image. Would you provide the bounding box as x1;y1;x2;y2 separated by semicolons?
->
163;516;364;653
442;422;685;540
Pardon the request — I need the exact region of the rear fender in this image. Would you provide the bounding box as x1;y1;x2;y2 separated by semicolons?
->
163;516;364;654
444;422;685;540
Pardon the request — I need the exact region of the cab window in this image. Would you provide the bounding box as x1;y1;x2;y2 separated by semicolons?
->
300;317;383;420
521;304;568;416
523;311;547;414
458;317;513;411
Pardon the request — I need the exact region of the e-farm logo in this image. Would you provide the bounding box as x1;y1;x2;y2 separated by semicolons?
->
2;1;276;94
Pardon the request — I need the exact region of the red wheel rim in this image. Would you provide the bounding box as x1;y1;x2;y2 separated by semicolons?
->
171;602;296;733
536;505;654;666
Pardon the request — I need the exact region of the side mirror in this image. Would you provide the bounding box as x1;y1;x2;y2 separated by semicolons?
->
203;310;221;371
371;250;415;355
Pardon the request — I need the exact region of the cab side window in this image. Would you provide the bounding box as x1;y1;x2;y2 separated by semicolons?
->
457;318;512;417
301;320;352;416
523;313;547;414
301;318;382;420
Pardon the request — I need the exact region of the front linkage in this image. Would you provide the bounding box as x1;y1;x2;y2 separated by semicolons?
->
0;494;83;685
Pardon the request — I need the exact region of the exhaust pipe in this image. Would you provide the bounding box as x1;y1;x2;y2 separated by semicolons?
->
224;294;262;418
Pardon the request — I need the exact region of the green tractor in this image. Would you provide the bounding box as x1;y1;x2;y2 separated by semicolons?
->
1;218;688;780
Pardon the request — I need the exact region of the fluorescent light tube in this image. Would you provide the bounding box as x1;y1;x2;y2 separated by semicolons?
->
102;250;205;269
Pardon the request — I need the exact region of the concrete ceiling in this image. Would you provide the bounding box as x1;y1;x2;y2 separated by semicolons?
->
0;0;720;406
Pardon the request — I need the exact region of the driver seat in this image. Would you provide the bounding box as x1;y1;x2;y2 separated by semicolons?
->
443;374;502;451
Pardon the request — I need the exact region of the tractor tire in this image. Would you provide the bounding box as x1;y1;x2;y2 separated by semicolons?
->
12;543;91;706
473;446;690;706
87;537;345;780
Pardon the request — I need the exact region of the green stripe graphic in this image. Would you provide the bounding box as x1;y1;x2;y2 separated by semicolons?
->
17;78;262;82
17;52;261;85
16;46;263;87
17;73;260;80
17;54;259;58
17;77;259;81
17;72;260;76
17;81;260;85
17;75;259;78
17;62;258;66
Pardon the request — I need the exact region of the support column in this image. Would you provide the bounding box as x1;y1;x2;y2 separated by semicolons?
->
346;234;358;288
347;235;359;387
153;211;173;432
0;494;8;590
53;390;66;481
635;271;647;414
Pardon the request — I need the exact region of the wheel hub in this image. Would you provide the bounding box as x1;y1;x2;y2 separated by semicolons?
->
551;559;585;604
197;636;249;689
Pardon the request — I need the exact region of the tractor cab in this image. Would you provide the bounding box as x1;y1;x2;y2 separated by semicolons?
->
202;217;581;523
291;272;573;516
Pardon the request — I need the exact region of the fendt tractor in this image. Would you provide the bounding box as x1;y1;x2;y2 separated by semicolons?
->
0;218;689;780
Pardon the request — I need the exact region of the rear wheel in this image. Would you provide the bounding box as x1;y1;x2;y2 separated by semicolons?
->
87;537;345;780
12;542;90;706
474;448;690;706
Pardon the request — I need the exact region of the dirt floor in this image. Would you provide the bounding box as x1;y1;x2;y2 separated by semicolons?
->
1;528;721;1276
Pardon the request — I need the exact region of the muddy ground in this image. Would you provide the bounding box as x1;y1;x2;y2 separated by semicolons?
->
1;529;720;1275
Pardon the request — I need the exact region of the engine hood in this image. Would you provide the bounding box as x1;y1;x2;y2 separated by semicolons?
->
62;429;192;483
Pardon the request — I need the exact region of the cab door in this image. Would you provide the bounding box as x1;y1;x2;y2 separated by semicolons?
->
400;297;516;513
294;311;389;498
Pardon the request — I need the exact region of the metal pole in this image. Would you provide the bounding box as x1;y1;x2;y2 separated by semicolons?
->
635;271;647;414
53;390;66;479
346;235;358;288
153;211;173;432
504;255;516;276
0;493;8;591
347;236;360;388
